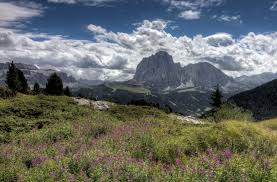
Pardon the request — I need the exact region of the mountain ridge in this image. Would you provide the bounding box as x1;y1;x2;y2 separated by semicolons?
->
229;79;277;120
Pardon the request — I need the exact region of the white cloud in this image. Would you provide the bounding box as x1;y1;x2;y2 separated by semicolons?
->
213;14;242;23
271;1;277;11
162;0;224;20
1;20;277;81
87;24;107;34
163;0;224;10
179;10;201;20
48;0;122;6
0;2;43;27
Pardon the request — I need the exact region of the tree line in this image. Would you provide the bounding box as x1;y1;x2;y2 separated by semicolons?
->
6;62;71;96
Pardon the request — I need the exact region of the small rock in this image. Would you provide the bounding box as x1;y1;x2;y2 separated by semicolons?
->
73;97;113;111
171;114;204;125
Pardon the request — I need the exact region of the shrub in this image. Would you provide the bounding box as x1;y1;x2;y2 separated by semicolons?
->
0;86;16;99
202;103;253;123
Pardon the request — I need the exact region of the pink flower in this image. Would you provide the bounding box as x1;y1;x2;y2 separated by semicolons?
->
175;158;184;169
223;149;233;160
31;156;48;166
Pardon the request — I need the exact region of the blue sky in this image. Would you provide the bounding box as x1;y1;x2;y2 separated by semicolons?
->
13;0;277;38
0;0;277;81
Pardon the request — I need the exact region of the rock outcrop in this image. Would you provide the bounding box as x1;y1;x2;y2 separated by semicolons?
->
133;51;234;92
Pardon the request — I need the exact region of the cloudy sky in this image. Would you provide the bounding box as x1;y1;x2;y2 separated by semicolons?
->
0;0;277;81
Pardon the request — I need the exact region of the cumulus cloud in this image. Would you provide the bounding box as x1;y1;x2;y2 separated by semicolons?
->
48;0;122;6
1;20;277;81
178;10;201;20
0;2;43;27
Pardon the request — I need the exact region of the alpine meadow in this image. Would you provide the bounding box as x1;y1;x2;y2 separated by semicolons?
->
0;0;277;181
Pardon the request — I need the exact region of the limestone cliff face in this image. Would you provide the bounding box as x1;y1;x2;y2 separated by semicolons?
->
133;51;181;89
133;51;234;91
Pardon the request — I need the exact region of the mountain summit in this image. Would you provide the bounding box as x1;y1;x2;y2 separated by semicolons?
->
133;51;234;92
133;51;181;89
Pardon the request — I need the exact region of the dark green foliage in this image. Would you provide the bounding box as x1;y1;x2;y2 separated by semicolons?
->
210;85;223;108
33;83;40;95
45;73;63;96
68;159;81;174
0;169;17;182
17;69;29;93
64;86;71;97
202;104;253;123
6;62;29;93
0;87;16;99
6;62;20;92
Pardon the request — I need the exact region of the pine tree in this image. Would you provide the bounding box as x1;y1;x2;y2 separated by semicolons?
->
6;61;20;92
64;86;71;97
210;85;223;108
17;69;28;93
33;82;40;95
45;73;64;95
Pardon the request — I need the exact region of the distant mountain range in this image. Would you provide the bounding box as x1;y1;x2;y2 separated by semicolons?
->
0;62;77;87
1;51;277;116
131;51;240;93
0;62;105;88
75;51;277;115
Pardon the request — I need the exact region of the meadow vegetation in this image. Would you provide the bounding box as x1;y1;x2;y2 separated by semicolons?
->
0;95;276;181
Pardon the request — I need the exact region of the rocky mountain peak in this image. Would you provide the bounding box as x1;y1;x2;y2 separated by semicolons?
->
133;51;181;89
133;51;234;91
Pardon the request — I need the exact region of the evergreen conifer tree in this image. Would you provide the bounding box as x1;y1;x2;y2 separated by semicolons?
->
33;82;40;95
210;85;223;108
64;86;71;97
17;69;28;93
6;61;20;92
45;73;63;95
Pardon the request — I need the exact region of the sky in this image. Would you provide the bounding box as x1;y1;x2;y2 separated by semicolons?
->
0;0;277;81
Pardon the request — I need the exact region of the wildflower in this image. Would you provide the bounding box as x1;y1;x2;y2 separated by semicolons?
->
223;149;233;160
207;148;213;156
175;158;184;169
31;156;48;166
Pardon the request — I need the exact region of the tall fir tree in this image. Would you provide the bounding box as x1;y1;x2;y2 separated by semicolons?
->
210;85;223;108
64;86;71;97
6;61;20;92
45;73;64;95
33;82;40;95
17;69;28;93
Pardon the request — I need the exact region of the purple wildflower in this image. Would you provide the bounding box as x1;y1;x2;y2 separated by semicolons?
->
31;156;48;166
223;149;233;160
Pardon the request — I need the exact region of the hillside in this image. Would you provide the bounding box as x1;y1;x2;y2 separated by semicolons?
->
0;95;276;181
229;79;277;120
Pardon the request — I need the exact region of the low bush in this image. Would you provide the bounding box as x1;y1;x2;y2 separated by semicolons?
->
202;103;253;123
0;86;15;99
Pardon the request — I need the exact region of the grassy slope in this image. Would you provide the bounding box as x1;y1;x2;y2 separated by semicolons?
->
0;95;276;181
106;83;151;94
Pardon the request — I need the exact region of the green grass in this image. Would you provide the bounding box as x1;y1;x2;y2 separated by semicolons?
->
107;83;151;94
0;95;276;181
